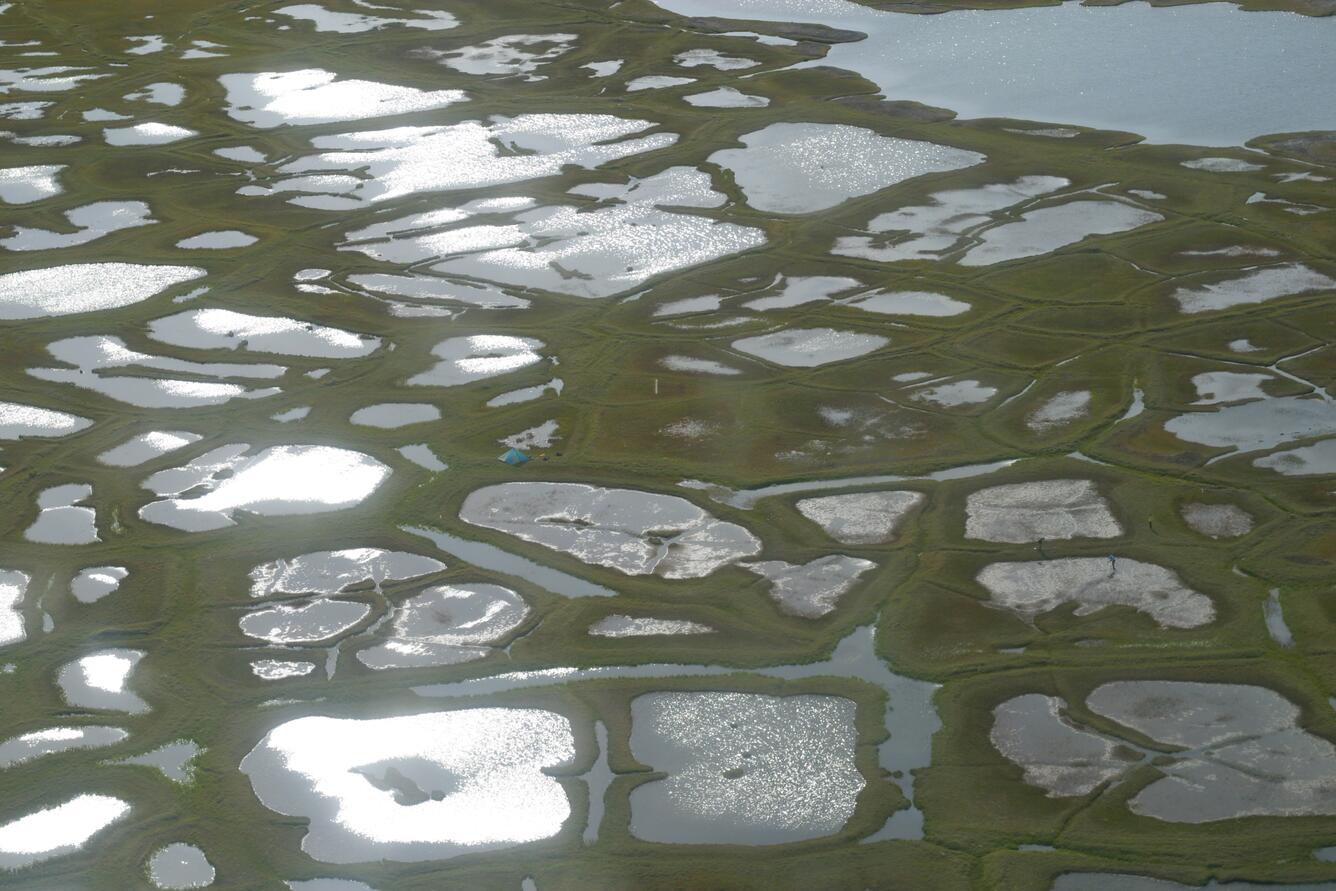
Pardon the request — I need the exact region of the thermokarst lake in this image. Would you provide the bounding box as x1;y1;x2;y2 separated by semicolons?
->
2;0;1335;888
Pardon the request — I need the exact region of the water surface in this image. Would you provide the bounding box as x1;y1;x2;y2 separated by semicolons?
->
650;0;1336;144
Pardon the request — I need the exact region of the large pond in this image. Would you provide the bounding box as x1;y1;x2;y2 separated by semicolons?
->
650;0;1336;144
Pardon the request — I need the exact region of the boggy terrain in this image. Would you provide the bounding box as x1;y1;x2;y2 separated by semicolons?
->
1;0;1335;889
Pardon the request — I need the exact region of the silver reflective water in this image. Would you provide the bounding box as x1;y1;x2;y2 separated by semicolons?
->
26;482;98;545
251;660;316;681
580;721;614;844
1256;439;1336;476
0;163;63;203
383;170;764;300
499;419;559;451
1097;682;1336;821
582;60;623;77
396;444;448;472
408;336;545;387
674;48;758;70
147;309;378;358
629;692;863;844
350;403;441;429
911;379;997;407
991;694;1135;797
0;569;29;647
214;145;265;163
0;101;52;122
56;648;148;713
70;565;129;604
833;176;1070;264
429;34;575;81
1183;157;1266;173
682;457;1018;510
0;65;106;93
125;82;185;106
741;555;877;618
655;295;722;318
458;482;761;579
1192;372;1273;405
743;275;860;312
240;709;575;863
1166;396;1336;454
356;583;529;670
1264;590;1295;648
140;445;390;531
1;200;153;251
220;69;466;128
103;122;196;145
1173;264;1336;314
846;290;969;317
175;230;258;249
625;75;695;92
996;681;1336;820
403;525;619;599
796;491;923;544
588;615;715;637
271;403;312;422
240;599;371;644
709;122;983;215
0;263;204;319
0;401;91;440
83;110;132;123
249;548;444;599
977;558;1214;629
731;328;887;368
0;794;130;870
0;725;128;768
412;623;940;841
117;740;202;784
486;379;563;408
148;842;214;889
350;273;530;311
97;431;202;467
957;201;1162;267
31;334;283;409
965;480;1120;543
684;87;769;108
257;115;673;207
272;3;457;33
650;0;1336;145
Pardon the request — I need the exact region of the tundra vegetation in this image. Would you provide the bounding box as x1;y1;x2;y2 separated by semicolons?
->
1;0;1335;888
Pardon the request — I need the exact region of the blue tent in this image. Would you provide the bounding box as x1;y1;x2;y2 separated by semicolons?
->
498;447;529;466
